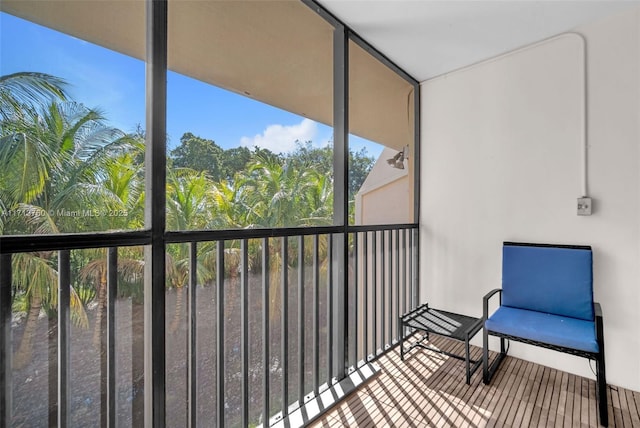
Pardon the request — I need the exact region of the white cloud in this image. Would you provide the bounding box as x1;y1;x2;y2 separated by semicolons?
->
240;118;318;153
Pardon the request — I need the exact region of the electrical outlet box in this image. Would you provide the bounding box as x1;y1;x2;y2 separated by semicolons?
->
577;197;592;216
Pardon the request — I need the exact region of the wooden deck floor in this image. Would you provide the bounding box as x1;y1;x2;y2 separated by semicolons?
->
310;336;640;427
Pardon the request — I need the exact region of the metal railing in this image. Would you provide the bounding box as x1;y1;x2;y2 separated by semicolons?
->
0;223;418;427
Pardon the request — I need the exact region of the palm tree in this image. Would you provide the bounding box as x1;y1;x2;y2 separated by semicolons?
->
0;73;68;231
2;98;133;364
0;72;67;121
11;251;89;368
78;144;146;346
12;102;131;234
166;168;216;332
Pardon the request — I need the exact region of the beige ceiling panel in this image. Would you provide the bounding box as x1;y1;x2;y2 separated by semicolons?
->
167;0;334;126
349;41;414;152
1;0;145;59
2;0;414;151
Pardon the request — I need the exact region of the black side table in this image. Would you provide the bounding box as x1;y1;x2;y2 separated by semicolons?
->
400;303;483;384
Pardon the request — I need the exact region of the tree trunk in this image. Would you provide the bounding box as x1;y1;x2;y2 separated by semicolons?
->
170;285;184;333
93;268;107;347
14;294;43;369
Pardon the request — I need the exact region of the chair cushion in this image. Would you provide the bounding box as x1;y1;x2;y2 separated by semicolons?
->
485;306;599;354
502;244;594;320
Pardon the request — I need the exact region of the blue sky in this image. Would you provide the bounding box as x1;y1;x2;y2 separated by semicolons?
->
0;12;381;158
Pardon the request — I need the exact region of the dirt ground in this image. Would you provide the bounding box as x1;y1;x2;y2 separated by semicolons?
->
10;272;331;428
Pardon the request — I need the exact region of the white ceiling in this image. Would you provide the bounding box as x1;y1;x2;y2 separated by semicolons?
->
317;0;639;82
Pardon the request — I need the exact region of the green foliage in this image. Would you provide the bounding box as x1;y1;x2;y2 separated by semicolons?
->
170;132;224;179
1;71;377;341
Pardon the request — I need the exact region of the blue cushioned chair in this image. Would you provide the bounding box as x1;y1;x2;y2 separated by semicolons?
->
483;242;608;426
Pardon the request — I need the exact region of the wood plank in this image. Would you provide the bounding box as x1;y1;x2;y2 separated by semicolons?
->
572;374;582;428
625;388;640;427
545;365;564;426
606;386;616;428
487;357;525;427
394;346;455;425
529;366;550;427
617;384;633;428
470;351;513;426
517;361;544;427
427;343;467;427
433;342;479;427
537;367;557;427
448;348;487;427
505;360;533;426
588;376;597;428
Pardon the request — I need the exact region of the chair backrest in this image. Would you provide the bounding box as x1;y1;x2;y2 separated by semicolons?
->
502;242;594;321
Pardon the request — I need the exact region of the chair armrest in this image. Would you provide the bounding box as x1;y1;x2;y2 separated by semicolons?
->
594;302;603;318
594;302;604;346
483;288;502;320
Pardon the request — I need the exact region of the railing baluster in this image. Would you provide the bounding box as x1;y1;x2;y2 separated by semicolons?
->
380;231;385;349
395;230;400;343
312;235;319;395
49;301;57;426
216;241;225;428
241;239;249;428
387;231;392;346
371;232;377;356
297;236;305;405
362;232;368;361
107;248;117;428
409;229;418;309
262;238;270;426
0;254;12;427
327;234;333;383
281;237;289;418
188;243;197;428
401;229;407;338
352;233;358;366
58;250;70;428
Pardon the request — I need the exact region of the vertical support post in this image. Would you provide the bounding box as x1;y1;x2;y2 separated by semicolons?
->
58;250;71;428
0;254;12;428
332;19;349;381
216;241;225;428
241;239;249;428
297;236;305;404
326;235;333;383
107;248;117;428
144;0;167;426
262;238;270;425
281;237;289;417
312;235;319;395
187;243;197;428
413;83;421;308
412;84;421;222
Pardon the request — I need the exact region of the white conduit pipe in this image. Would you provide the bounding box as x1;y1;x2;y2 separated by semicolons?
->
568;32;589;198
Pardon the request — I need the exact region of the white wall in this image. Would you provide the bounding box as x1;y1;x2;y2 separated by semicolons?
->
420;7;640;391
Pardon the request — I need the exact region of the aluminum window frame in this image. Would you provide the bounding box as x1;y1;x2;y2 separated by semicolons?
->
0;1;420;426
